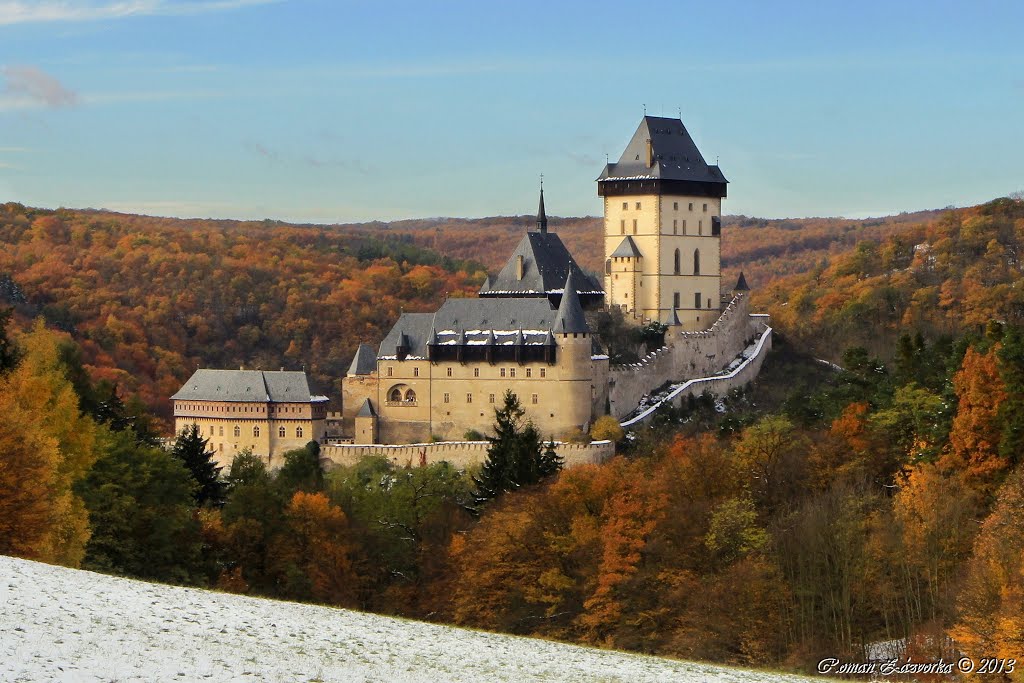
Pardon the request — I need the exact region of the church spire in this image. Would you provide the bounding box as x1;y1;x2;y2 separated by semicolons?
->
537;178;548;234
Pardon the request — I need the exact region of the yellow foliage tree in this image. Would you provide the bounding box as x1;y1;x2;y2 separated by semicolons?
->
0;320;97;566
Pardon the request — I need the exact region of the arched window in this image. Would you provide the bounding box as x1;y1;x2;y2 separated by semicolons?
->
693;249;701;275
673;248;681;275
279;426;286;438
389;387;403;402
253;426;260;438
296;426;303;438
233;425;240;438
405;388;417;402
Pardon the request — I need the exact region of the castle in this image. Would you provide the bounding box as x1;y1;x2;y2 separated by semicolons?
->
171;116;771;466
339;116;768;447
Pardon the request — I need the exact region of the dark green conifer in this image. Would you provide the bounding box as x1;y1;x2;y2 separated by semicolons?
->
171;423;226;507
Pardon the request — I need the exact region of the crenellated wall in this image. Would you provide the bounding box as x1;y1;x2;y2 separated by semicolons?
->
320;439;615;471
620;319;772;429
608;293;761;419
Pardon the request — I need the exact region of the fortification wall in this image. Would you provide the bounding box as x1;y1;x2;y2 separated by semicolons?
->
320;439;615;471
620;318;772;429
607;294;760;419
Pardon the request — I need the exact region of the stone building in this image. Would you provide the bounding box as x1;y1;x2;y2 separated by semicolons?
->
171;369;328;468
599;116;728;329
335;115;767;446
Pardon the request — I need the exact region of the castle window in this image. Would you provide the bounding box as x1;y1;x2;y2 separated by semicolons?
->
466;393;473;404
540;369;546;378
703;203;708;212
682;219;687;234
413;367;419;377
688;202;693;211
622;202;628;210
387;366;393;377
234;425;240;438
489;393;495;404
674;292;680;309
279;426;286;438
253;426;260;438
620;219;625;235
219;426;224;437
632;219;637;235
695;293;702;309
296;426;303;438
531;394;538;405
447;367;452;377
674;249;681;275
694;249;701;275
673;219;678;234
473;368;480;378
526;368;532;378
444;393;450;403
219;443;223;452
404;388;416;402
635;202;641;210
624;291;628;299
673;201;679;210
699;220;703;235
500;368;506;378
605;259;611;275
509;368;516;378
389;387;403;402
210;426;214;435
708;297;712;308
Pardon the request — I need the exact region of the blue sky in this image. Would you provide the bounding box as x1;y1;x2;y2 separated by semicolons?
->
1;0;1022;222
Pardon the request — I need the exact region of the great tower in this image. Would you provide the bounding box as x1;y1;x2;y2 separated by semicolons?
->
598;116;727;330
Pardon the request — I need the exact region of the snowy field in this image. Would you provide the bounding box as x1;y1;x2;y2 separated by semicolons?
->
1;555;823;682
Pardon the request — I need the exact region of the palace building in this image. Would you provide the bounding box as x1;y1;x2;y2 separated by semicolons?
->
173;115;770;458
172;369;329;467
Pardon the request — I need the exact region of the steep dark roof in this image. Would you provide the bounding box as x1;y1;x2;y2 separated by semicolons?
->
553;271;589;334
172;369;326;403
356;398;376;418
610;236;643;258
662;308;682;326
537;186;548;234
347;343;378;376
479;231;603;297
734;271;750;291
598;116;727;186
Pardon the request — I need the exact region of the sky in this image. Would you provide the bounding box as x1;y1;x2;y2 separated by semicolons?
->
1;0;1022;223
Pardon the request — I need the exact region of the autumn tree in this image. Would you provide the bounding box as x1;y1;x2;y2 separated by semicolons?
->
951;466;1024;676
0;320;97;566
280;491;359;606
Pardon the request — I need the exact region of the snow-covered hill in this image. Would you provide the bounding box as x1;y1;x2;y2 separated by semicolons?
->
1;555;820;682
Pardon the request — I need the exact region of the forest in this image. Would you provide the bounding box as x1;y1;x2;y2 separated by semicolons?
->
2;196;1024;678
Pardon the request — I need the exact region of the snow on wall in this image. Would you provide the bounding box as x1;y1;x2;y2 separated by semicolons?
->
621;323;773;429
321;439;615;470
608;294;762;420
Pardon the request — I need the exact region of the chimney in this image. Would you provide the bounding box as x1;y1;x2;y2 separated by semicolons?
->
517;254;525;280
646;139;653;168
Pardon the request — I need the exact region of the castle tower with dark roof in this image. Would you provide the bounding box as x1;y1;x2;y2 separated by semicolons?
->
598;116;727;329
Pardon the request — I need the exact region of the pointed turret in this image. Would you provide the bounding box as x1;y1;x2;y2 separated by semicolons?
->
537;184;548;234
553;271;588;334
347;343;378;376
734;271;750;292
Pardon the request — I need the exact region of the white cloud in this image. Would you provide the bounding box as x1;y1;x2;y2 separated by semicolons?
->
0;65;78;110
0;0;279;26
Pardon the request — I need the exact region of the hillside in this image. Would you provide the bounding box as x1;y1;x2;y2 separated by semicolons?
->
0;555;821;683
0;199;1006;423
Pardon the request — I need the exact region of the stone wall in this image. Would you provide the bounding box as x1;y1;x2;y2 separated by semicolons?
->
607;293;760;419
320;439;615;471
620;319;772;429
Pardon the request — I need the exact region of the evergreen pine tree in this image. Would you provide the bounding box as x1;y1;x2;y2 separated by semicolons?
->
171;424;226;507
471;391;561;511
540;439;564;477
